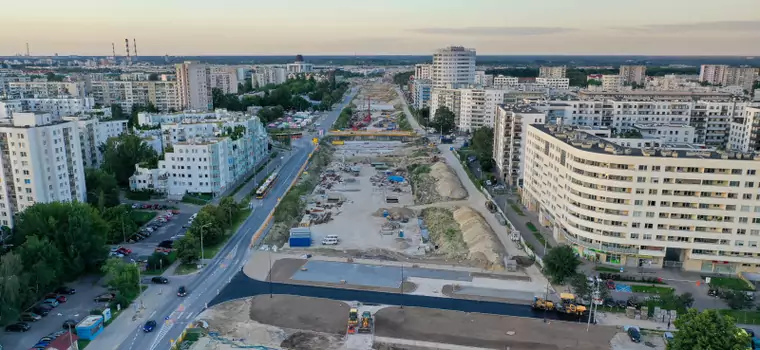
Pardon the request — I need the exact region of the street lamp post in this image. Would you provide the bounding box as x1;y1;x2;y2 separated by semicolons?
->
199;223;212;267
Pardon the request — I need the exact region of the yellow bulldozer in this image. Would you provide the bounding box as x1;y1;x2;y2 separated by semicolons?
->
555;293;588;315
531;297;554;311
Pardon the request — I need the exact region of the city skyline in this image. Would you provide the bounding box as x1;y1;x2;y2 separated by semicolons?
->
1;0;760;56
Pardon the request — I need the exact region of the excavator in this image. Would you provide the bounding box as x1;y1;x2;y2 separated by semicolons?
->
555;293;588;315
347;308;359;334
531;296;555;311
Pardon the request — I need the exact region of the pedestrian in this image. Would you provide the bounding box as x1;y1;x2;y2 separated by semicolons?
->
667;321;671;330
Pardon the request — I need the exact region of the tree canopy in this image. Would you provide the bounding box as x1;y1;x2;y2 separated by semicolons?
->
175;197;243;264
430;106;456;134
85;168;121;210
100;133;158;186
392;71;414;86
669;309;749;350
542;245;581;284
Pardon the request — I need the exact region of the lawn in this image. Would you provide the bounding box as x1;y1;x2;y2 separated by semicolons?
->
709;277;754;291
526;222;538;232
130;210;157;226
175;263;199;275
532;231;550;249
78;339;90;349
508;200;525;216
182;194;210;205
720;309;760;324
143;251;177;275
595;266;622;273
631;285;675;294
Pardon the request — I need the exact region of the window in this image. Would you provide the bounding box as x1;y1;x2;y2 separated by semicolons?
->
752;229;760;236
647;200;656;206
633;211;642;217
630;233;640;239
744;194;753;200
730;181;740;187
748;169;756;175
637;177;646;183
23;179;30;184
754;218;760;224
638;165;648;171
651;177;659;184
742;205;751;211
635;200;643;206
636;188;644;194
644;223;654;229
652;166;661;171
751;241;758;247
649;189;658;195
740;217;749;223
643;234;652;240
747;182;756;188
736;240;745;246
632;223;640;228
646;212;655;218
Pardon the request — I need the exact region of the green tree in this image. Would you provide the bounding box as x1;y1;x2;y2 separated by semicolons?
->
85;168;121;209
669;309;749;350
175;234;201;264
12;202;109;277
290;96;312;111
470;127;494;161
392;71;414;86
0;252;26;324
101;134;158;186
418;107;430;127
587;79;602;86
148;73;159;81
17;236;63;298
101;205;139;244
101;258;141;297
430;106;456;134
725;290;754;310
188;211;225;247
146;252;172;271
217;197;240;227
569;274;592;300
542;245;581;284
110;104;125;120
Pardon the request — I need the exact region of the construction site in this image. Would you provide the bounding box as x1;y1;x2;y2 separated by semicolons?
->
337;79;412;132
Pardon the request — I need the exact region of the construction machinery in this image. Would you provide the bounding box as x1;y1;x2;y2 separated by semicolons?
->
531;296;554;311
358;311;373;333
555;293;588;315
347;308;359;334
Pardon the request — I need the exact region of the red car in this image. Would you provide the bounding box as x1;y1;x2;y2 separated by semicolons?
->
116;247;132;255
44;293;67;303
606;280;616;290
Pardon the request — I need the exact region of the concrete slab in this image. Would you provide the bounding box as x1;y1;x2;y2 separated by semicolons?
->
455;286;535;302
291;260;473;289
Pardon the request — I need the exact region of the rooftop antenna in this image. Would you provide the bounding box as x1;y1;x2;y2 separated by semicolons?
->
133;38;138;62
124;38;131;64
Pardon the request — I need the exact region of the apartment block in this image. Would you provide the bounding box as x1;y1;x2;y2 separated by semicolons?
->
492;105;545;187
415;64;432;80
61;116;129;168
254;66;287;87
0;97;95;118
474;71;493;87
618;65;647;85
429;88;461;126
0;113;86;227
7;82;86;99
601;75;624;91
412;79;432;110
724;67;759;91
728;107;760;152
0;75;31;96
535;77;570;90
90;81;179;113
458;89;508;132
209;67;239;94
700;64;729;85
176;61;212;111
432;46;476;89
522;123;760;273
130;117;268;197
539;66;566;79
578;90;735;102
286;58;314;74
493;76;518;88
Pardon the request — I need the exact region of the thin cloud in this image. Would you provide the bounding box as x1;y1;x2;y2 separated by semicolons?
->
412;27;575;36
620;20;760;33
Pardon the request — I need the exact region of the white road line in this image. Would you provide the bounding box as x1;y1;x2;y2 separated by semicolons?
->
148;310;156;319
176;312;183;320
184;312;193;320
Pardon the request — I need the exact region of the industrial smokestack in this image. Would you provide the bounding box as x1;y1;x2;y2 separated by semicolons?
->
133;38;138;62
125;38;131;64
111;43;116;58
25;43;30;56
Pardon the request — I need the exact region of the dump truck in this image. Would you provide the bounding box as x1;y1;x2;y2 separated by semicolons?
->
531;297;554;311
347;308;359;334
358;311;373;333
555;293;588;315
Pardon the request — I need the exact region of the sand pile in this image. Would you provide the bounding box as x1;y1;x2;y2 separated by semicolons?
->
452;207;505;270
429;163;467;200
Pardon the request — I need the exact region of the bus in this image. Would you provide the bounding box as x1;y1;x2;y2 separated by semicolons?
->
255;171;279;199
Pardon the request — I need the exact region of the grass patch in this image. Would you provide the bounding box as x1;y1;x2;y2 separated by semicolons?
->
453;150;485;193
630;285;675;294
181;194;210;205
201;208;252;260
526;222;538;232
142;251;177;275
532;231;550;249
130;210;157;226
507;200;525;216
175;263;199;275
720;309;760;324
595;266;622;273
125;189;159;201
78;339;91;348
709;277;754;291
421;207;467;257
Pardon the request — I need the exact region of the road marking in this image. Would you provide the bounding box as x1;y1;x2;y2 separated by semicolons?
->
184;312;193;320
176;312;183;320
148;310;156;319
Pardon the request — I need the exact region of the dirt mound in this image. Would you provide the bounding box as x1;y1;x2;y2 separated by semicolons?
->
281;331;342;350
429;163;467;200
452;207;506;270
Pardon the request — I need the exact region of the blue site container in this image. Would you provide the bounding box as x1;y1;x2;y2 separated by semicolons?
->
289;236;311;247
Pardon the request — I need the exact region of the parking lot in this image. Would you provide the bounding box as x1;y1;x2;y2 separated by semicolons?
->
0;276;109;350
120;202;201;259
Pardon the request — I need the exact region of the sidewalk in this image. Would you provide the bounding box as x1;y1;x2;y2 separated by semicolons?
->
490;191;557;258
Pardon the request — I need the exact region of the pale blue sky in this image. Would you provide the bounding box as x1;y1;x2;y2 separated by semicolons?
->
1;0;759;56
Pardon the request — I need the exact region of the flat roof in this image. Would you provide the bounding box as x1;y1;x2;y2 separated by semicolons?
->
77;315;103;327
533;124;760;161
579;90;733;96
500;104;541;114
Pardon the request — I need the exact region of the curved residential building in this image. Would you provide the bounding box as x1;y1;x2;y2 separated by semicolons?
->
523;124;760;274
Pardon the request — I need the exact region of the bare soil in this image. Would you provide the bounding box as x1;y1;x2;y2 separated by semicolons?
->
374;306;618;350
249;294;349;335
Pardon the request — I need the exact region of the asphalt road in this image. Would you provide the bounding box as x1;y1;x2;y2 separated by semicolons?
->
111;87;359;350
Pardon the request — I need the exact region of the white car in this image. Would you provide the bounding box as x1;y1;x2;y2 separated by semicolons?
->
321;236;339;245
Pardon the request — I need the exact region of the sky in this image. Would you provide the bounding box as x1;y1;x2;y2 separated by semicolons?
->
1;0;760;56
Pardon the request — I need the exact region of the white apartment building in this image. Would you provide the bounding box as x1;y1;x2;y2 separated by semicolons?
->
602;75;624;91
630;123;697;144
535;77;570;90
412;79;432;110
578;90;736;102
176;61;212;111
523;123;760;273
701;65;759;91
130;117;268;197
431;46;476;89
493;75;519;88
619;65;647;85
286;61;314;74
62;116;129;168
0;76;31;96
700;64;729;85
458;89;508;132
430;88;461;126
492;105;545;186
137;110;231;127
0;98;95;118
728;107;760;152
0;113;86;227
90;81;179;113
209;67;239;94
474;71;493;87
415;64;432;80
254;66;287;87
539;66;567;79
7;82;86;99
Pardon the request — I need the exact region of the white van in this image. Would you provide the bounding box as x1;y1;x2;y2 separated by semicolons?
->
322;236;339;245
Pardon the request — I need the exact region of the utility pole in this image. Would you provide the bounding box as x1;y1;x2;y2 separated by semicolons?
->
199;223;212;267
587;278;599;331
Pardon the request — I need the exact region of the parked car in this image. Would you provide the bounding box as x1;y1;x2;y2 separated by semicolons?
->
41;299;60;307
627;327;641;343
606;280;616;290
20;312;42;322
131;203;141;209
5;322;30;332
116;247;132;255
177;286;187;297
151;276;169;284
143;320;157;332
94;293;116;302
54;286;76;295
31;306;50;316
62;319;78;330
35;303;54;311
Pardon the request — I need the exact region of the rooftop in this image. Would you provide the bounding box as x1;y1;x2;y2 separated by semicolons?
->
533;124;760;161
499;104;541;114
78;315;103;327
